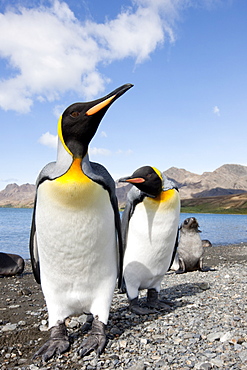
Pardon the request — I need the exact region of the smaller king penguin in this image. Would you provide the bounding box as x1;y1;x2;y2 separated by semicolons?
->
29;83;133;361
119;166;180;314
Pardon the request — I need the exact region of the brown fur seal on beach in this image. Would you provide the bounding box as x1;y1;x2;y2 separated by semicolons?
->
170;217;208;273
0;252;25;277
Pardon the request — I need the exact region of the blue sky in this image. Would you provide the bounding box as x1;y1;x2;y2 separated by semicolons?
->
0;0;247;190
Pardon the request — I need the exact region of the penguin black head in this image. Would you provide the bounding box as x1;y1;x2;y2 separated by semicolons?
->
58;83;133;158
119;166;163;197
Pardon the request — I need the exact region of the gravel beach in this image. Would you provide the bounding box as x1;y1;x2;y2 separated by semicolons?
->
0;244;247;370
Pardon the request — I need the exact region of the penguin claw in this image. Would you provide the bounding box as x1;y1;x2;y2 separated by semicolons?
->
79;316;106;357
34;338;70;362
147;300;173;312
129;297;157;315
159;297;174;306
79;335;106;357
33;322;70;362
130;304;157;315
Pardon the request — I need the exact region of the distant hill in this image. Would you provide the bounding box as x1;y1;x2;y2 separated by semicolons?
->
1;164;247;212
164;164;247;199
181;192;247;214
0;183;35;208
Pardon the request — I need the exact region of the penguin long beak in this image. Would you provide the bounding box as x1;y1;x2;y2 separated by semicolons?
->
119;177;145;184
86;83;133;116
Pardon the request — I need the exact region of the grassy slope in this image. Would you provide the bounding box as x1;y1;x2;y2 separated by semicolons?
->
181;193;247;214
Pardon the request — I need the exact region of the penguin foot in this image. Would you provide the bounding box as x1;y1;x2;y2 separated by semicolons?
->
33;321;70;362
79;316;106;357
129;297;157;315
147;289;172;312
81;313;94;333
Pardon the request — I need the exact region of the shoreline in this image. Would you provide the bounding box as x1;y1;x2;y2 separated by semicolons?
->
0;204;247;216
0;244;247;369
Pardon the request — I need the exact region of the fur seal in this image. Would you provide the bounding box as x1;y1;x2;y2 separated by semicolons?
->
170;217;205;273
202;239;212;248
0;252;25;277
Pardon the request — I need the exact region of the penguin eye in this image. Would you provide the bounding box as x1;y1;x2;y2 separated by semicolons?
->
70;111;80;118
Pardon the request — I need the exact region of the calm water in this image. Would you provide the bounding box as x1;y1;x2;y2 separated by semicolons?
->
0;208;247;259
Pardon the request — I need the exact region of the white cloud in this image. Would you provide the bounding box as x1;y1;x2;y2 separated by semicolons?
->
0;177;18;183
89;147;111;156
116;149;134;155
53;104;66;118
38;132;58;148
89;147;133;156
0;0;179;113
213;106;220;116
0;0;220;113
100;131;107;138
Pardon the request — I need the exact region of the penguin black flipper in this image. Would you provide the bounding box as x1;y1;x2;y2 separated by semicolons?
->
120;187;145;292
168;228;180;271
121;186;145;252
29;196;41;284
82;157;124;288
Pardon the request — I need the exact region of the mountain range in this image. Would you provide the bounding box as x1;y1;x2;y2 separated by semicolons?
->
1;164;247;210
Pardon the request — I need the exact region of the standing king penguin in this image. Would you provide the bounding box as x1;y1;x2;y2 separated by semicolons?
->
29;84;133;361
119;166;180;314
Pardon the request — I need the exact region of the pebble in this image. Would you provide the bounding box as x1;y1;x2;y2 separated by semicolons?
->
1;323;17;332
0;260;247;369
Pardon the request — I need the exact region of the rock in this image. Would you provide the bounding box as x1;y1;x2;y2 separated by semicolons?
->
1;323;17;332
128;361;145;370
9;304;20;309
211;357;224;367
198;282;210;290
66;319;79;329
220;331;232;342
238;349;247;363
18;320;26;326
207;332;224;342
197;363;212;370
19;288;32;296
39;324;48;332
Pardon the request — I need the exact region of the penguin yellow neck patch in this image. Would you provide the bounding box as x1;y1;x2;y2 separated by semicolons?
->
156;189;176;203
55;158;91;184
57;116;73;156
145;189;179;211
41;158;102;209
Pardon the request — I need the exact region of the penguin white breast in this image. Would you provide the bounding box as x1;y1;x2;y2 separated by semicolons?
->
35;164;117;326
123;189;180;284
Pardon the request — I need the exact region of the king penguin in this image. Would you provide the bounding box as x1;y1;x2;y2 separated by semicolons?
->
119;166;180;314
29;83;133;361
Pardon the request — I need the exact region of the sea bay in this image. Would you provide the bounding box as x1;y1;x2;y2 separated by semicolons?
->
0;208;247;259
